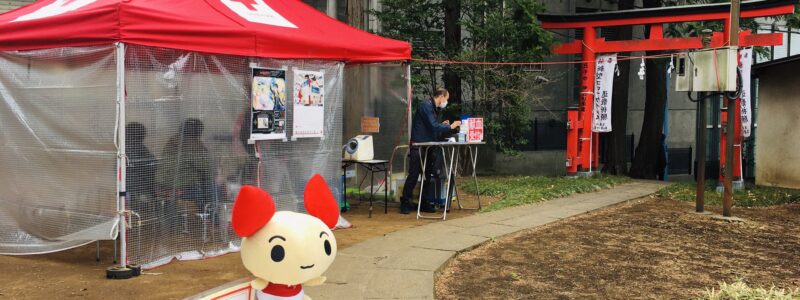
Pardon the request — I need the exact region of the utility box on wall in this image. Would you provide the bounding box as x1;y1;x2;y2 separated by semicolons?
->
675;52;694;92
690;47;738;92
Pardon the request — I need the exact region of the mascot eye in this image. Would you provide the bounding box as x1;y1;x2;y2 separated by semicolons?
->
271;245;285;262
324;240;332;256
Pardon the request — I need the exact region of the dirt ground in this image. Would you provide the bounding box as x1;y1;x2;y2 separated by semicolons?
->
0;193;493;300
436;197;800;300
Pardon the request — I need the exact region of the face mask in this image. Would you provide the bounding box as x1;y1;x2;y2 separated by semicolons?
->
440;101;448;109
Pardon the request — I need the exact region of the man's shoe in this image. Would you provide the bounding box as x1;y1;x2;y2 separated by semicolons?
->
420;204;436;213
400;203;411;214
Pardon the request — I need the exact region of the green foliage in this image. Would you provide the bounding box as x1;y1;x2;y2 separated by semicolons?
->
698;279;800;300
370;0;444;97
662;0;774;59
455;0;554;154
345;187;394;201
459;175;631;212
656;182;800;207
371;0;554;154
786;10;800;29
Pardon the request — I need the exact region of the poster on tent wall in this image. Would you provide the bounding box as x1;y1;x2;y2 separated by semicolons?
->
293;69;325;138
592;54;617;132
739;48;753;138
250;68;287;141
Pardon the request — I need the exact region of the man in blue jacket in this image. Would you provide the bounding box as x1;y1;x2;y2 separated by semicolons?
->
400;88;461;214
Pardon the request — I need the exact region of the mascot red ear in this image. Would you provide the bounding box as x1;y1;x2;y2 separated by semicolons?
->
303;174;339;229
232;185;276;238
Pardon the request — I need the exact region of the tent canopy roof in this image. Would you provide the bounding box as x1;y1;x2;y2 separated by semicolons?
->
0;0;411;63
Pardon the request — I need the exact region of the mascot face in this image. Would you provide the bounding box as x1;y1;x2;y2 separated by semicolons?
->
241;212;337;284
232;174;339;285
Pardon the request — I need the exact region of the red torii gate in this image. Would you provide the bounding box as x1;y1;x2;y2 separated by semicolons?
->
538;0;795;176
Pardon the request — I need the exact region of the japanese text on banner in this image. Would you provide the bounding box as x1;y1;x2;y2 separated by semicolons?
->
739;48;752;138
592;54;617;132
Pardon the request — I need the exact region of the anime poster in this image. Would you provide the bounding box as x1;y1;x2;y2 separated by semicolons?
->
292;69;325;138
250;68;287;141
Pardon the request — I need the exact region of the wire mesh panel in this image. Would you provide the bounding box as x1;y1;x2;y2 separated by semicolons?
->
0;46;119;255
124;45;345;268
251;58;344;212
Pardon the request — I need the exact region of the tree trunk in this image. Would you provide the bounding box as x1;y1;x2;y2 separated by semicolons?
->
344;0;366;137
602;0;634;175
630;0;668;179
443;0;462;104
347;0;365;30
630;58;667;179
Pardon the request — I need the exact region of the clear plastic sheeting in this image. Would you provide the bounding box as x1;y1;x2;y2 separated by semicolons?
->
0;43;401;267
0;46;119;255
364;64;410;179
124;45;345;268
343;64;410;197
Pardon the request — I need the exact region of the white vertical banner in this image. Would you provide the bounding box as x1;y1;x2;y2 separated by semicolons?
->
739;48;753;138
592;54;617;132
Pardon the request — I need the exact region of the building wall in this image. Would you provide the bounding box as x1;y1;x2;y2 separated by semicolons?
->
755;61;800;189
0;0;35;13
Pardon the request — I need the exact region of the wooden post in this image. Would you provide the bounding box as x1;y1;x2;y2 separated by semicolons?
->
723;0;740;217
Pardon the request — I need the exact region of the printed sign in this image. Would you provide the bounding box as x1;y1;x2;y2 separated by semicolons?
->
467;118;483;143
739;48;753;138
293;69;325;138
250;68;287;141
361;117;380;133
592;54;617;132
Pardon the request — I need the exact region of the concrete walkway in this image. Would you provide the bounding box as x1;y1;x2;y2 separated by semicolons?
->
305;180;668;300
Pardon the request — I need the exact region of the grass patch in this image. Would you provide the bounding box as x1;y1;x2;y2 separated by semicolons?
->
344;187;394;202
656;182;800;207
459;175;631;212
699;279;799;300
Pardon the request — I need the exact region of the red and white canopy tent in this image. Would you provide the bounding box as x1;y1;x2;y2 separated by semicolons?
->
0;0;410;268
0;0;410;62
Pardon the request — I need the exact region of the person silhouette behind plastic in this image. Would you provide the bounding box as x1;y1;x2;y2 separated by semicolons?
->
126;122;156;214
156;119;214;225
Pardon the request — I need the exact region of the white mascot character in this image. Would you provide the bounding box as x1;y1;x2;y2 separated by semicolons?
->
232;174;339;300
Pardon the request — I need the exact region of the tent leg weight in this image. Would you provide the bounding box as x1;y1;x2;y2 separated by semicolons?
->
106;266;135;280
128;264;142;276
